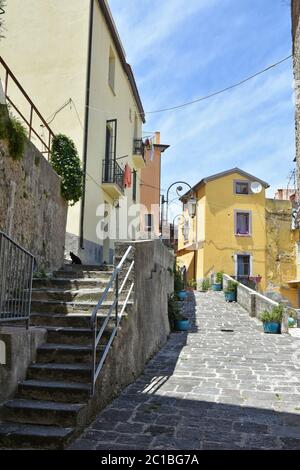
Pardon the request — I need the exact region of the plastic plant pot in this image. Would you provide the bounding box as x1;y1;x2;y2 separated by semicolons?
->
288;317;296;328
212;283;222;292
175;319;190;331
263;322;281;334
177;290;187;301
224;291;236;302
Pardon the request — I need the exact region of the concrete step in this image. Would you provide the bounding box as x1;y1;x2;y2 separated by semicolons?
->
31;299;113;314
17;379;91;403
1;399;87;427
32;277;110;290
27;363;91;383
0;422;74;449
61;264;113;271
30;312;97;328
46;326;114;346
36;343;103;364
53;269;113;280
30;288;123;303
30;299;133;314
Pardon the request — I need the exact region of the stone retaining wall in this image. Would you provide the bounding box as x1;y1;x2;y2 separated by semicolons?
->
84;240;174;423
223;274;289;333
0;326;46;402
0;105;68;271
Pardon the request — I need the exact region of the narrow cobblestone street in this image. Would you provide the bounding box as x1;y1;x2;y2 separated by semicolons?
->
70;292;300;450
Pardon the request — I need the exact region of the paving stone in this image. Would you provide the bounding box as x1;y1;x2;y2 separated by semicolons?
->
70;291;300;450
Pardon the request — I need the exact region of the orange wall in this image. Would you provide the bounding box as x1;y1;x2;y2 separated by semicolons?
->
140;133;168;236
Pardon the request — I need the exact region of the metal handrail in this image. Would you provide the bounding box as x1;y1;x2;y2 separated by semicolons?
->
90;246;134;395
0;56;55;159
0;231;35;328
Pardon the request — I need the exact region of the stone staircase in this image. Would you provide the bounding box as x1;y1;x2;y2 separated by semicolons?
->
0;264;129;449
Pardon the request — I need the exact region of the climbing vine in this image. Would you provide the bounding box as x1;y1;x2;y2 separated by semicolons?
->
0;107;27;160
51;134;83;206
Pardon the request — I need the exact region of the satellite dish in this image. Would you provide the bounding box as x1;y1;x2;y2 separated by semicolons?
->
250;181;262;194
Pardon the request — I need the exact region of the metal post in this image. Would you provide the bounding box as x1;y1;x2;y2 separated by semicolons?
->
91;320;97;396
29;106;33;140
115;271;119;334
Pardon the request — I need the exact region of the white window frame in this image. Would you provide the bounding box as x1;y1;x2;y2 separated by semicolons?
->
234;253;253;278
234;210;252;236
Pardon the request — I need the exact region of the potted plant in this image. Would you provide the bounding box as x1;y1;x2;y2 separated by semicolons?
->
187;279;197;291
168;294;190;331
212;272;223;291
174;263;186;300
260;305;283;334
287;308;297;328
224;280;238;302
175;315;190;331
199;278;210;292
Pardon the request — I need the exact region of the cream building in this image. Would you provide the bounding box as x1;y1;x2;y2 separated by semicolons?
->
0;0;146;264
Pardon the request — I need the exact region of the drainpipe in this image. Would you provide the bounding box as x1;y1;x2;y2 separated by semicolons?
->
80;0;94;249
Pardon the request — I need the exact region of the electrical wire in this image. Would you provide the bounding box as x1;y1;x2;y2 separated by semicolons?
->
84;54;292;117
145;54;292;114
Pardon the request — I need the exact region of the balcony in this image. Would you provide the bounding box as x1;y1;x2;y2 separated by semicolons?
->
133;139;146;169
101;159;124;199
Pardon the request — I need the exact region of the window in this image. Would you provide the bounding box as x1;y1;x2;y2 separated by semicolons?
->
132;169;137;202
108;47;116;92
235;211;251;236
145;214;153;232
103;119;117;183
235;181;249;195
237;255;251;277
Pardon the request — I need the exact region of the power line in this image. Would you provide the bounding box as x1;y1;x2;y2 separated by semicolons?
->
146;55;292;114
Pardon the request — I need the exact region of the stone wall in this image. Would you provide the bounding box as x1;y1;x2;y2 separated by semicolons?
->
0;106;68;271
84;240;174;422
292;0;300;198
223;274;289;333
265;199;298;290
0;327;46;402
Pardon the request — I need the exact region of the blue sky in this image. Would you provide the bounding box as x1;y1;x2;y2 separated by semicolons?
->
109;0;295;213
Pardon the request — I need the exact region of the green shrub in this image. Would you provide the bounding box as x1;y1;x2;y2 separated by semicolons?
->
0;109;27;160
215;272;223;284
168;293;186;330
260;305;283;323
51;134;83;205
201;278;210;291
174;262;184;292
187;279;197;289
225;280;238;293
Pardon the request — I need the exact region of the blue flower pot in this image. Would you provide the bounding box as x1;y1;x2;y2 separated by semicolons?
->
175;319;190;331
263;322;281;334
224;291;236;302
288;317;296;328
212;283;222;292
177;290;187;301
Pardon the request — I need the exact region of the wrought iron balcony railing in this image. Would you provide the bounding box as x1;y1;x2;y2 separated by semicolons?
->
133;139;145;159
102;159;124;192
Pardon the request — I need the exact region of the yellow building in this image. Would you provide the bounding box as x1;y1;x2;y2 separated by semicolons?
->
0;0;145;264
177;168;268;289
177;167;300;306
